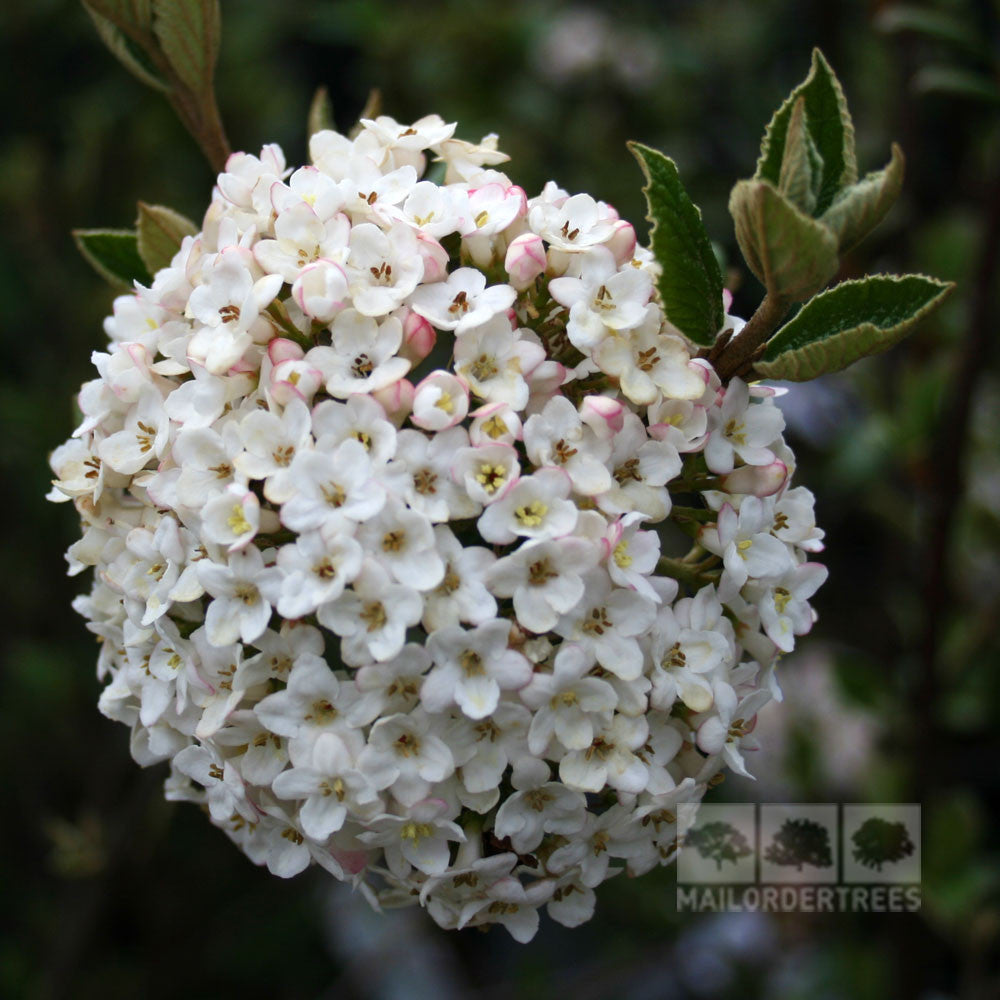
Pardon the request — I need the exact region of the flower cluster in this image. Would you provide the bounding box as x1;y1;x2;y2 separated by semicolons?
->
50;114;826;941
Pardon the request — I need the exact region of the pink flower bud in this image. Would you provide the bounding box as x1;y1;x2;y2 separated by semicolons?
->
579;395;625;438
718;460;788;498
267;338;304;366
605;220;637;266
504;232;546;290
372;378;415;427
411;371;469;430
416;232;449;283
398;309;436;365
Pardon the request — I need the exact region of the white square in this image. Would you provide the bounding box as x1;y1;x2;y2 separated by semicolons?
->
843;804;921;883
759;804;838;883
677;803;756;884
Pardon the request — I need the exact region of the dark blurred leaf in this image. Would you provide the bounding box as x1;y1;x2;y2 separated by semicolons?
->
876;5;993;61
83;4;169;92
307;85;334;143
914;65;1000;106
757;274;953;380
72;229;152;288
152;0;220;95
629;142;724;346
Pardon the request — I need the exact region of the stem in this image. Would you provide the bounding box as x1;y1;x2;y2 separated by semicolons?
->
713;292;790;381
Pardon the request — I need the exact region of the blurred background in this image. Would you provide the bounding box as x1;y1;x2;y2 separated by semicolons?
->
2;0;999;996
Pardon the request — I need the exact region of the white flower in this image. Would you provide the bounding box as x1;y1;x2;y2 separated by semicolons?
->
523;396;612;496
704;377;785;474
594;312;704;405
317;559;423;664
486;536;599;634
554;571;657;680
559;713;649;793
421;527;497;632
520;643;617;754
198;545;272;646
271;732;379;839
357;497;445;590
357;711;455;806
253;201;350;281
699;498;794;598
257;530;363;619
55;121;829;937
254;652;351;743
493;759;587;853
98;385;169;474
233;398;313;503
278;438;385;534
477;468;578;544
357;798;465;877
752;561;828;652
381;428;478;522
201;483;262;552
409;267;516;333
187;252;282;373
345;222;424;317
420;619;532;719
307;309;410;396
453;316;544;409
529;193;616;251
548;246;651;351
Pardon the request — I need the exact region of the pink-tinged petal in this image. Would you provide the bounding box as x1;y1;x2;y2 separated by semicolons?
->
371;378;414;426
579;395;625;438
606;220;637;265
718;460;788;497
416;232;449;283
399;309;436;364
504;232;546;289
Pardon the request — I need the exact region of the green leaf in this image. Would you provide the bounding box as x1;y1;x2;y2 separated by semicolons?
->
308;86;335;141
757;48;857;215
152;0;220;96
83;3;169;92
729;178;839;302
820;143;905;253
755;274;954;381
136;202;198;274
628;142;724;347
73;229;153;289
913;65;1000;106
777;96;822;216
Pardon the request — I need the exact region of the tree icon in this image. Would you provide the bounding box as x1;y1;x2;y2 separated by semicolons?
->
764;817;834;871
851;816;915;871
684;820;753;870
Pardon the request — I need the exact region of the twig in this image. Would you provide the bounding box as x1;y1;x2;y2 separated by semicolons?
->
713;293;790;381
